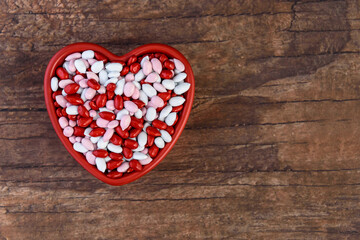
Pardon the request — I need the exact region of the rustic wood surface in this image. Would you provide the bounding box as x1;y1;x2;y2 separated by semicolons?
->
1;0;360;239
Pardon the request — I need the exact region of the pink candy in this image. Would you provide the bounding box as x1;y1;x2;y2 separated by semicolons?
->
124;101;138;113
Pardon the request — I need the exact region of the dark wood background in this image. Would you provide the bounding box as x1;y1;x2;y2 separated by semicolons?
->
1;0;360;239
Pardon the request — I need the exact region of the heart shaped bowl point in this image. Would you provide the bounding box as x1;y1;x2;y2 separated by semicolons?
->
44;42;195;185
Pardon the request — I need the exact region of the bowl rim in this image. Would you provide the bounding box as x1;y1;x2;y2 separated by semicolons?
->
44;42;195;185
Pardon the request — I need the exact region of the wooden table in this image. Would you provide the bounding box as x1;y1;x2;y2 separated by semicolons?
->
1;0;360;239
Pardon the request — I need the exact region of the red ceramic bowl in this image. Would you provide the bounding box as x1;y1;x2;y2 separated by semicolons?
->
44;42;195;185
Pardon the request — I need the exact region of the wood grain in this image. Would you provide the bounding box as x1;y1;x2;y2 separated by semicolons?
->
1;0;360;239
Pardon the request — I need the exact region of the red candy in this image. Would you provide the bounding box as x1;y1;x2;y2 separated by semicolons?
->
132;100;145;109
124;139;138;149
163;60;175;70
172;105;183;112
107;90;115;100
56;67;69;79
109;152;123;161
152;119;167;130
94;51;108;62
78;105;90;118
115;126;129;139
107;160;123;170
93;149;108;158
130;62;141;74
166;126;175;135
87;79;100;90
146;126;161;137
149;145;159;158
129;128;141;138
89;101;99;110
99;112;115;121
122;147;133;159
130;117;144;129
110;134;123;145
129;160;142;172
96;94;107;108
160;70;173;79
77;117;93;127
120;66;129;76
89;128;106;137
73;126;85;137
127;56;137;66
65;94;83;105
106;83;116;91
64;83;80;95
158;92;171;102
107;171;123;179
114;95;124;110
147;135;155;147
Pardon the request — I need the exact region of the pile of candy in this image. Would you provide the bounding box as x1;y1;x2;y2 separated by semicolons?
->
50;50;190;178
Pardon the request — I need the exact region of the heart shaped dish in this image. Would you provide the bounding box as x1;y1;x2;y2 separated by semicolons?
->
44;42;195;185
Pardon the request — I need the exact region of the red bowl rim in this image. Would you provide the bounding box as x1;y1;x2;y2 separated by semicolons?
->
44;42;195;185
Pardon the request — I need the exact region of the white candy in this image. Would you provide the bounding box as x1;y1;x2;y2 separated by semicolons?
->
115;78;125;95
91;61;104;73
51;77;59;91
105;156;112;162
165;112;177;126
169;97;185;107
82;50;94;59
95;158;106;172
159;105;173;121
106;63;123;72
142;84;157;98
98;85;106;94
137;131;147;146
76;87;83;94
139;90;148;105
173;72;187;82
99;107;113;112
99;70;108;85
133;145;145;152
74;59;87;73
174;82;191;95
133;81;141;89
160;130;172;143
140;56;149;66
143;122;151;131
132;152;148;160
66;105;78;115
154;137;165;148
135;70;145;81
107;143;122;153
108;71;120;78
116;109;129;120
93;112;99;120
104;77;118;86
73;142;88;153
135;109;143;119
90;136;101;144
63;62;74;74
62;89;67;96
84;127;92;137
81;88;87;102
162;80;175;90
97;137;109;149
146;107;156;121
